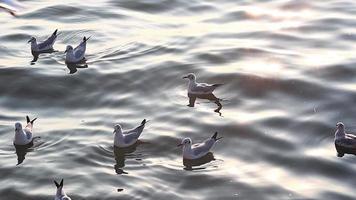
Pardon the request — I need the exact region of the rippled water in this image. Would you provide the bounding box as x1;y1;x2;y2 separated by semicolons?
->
1;0;356;199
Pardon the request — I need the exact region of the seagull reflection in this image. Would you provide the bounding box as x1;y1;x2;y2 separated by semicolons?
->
113;142;140;174
66;63;88;74
187;93;223;115
183;152;215;171
14;136;41;165
30;50;58;64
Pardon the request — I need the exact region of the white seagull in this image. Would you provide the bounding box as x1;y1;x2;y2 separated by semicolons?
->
178;132;222;160
183;73;223;95
14;116;37;146
334;122;356;148
54;179;71;200
65;36;90;64
28;29;58;54
113;119;147;148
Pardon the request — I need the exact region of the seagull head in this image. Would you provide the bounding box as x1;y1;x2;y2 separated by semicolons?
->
14;122;22;132
177;138;192;147
64;45;73;53
182;73;196;81
336;122;345;131
27;37;36;43
114;124;122;134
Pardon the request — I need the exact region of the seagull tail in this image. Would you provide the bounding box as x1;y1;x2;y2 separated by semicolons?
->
141;119;147;125
26;116;37;125
83;36;91;42
211;132;223;141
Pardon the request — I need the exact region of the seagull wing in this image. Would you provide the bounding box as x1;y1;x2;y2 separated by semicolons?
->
73;37;88;61
123;121;146;144
37;30;57;50
191;83;222;94
24;123;33;140
192;139;215;156
346;133;356;140
24;121;33;133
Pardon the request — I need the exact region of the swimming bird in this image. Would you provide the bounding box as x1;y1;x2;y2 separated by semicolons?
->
183;73;223;95
28;29;58;55
54;179;71;200
334;122;356;157
178;132;222;160
14;116;37;146
113;119;146;148
65;36;90;64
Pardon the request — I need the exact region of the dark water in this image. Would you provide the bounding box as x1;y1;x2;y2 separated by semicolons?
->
0;0;356;199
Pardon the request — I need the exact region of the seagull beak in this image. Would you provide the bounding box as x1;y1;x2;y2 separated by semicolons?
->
177;143;183;147
113;130;115;134
64;49;67;53
182;76;188;79
27;39;32;43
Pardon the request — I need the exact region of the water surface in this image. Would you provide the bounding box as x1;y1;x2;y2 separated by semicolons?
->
0;0;356;199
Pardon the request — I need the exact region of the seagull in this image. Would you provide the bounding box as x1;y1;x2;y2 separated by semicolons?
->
28;29;58;55
334;122;356;156
54;179;71;200
183;73;223;95
65;36;90;64
178;132;222;160
14;116;37;146
113;119;146;148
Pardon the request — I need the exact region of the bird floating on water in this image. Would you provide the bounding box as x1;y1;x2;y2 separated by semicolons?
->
183;73;223;95
28;29;58;56
178;132;222;160
113;119;147;148
334;122;356;157
65;36;90;64
54;179;72;200
14;116;37;146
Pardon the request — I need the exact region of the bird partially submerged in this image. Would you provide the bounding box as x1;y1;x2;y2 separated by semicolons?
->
334;122;356;157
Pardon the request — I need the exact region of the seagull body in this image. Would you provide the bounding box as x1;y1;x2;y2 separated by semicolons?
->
178;132;222;160
28;29;58;54
14;116;37;146
183;73;223;95
114;119;146;148
334;122;356;155
65;36;90;64
54;179;71;200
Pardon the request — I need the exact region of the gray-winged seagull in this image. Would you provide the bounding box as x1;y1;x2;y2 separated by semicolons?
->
113;119;146;148
65;36;90;64
178;132;222;160
183;73;223;95
28;29;58;55
14;116;37;146
54;179;72;200
334;122;356;157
